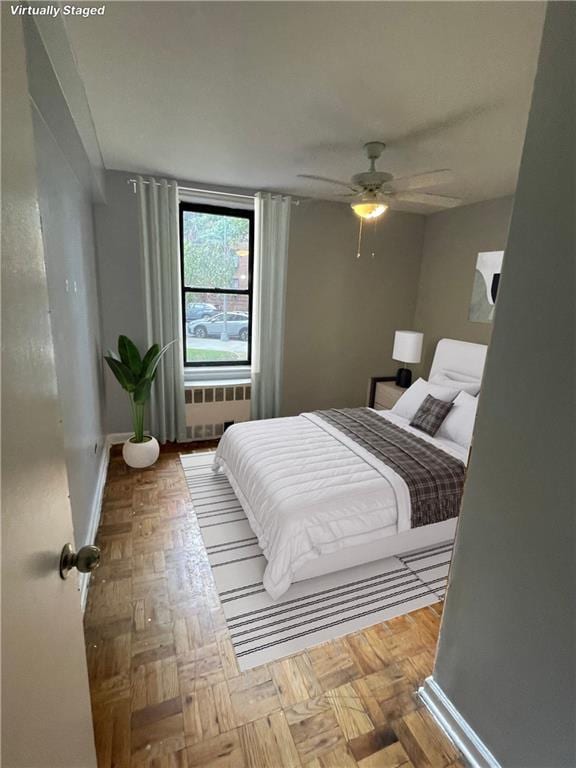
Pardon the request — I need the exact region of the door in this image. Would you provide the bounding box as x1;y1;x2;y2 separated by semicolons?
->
228;314;243;336
1;9;97;767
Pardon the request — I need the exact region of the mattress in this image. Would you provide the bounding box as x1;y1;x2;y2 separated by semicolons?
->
213;409;467;600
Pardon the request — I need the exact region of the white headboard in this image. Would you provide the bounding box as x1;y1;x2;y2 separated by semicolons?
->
429;338;488;382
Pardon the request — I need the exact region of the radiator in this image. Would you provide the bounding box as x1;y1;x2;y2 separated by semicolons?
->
185;384;251;440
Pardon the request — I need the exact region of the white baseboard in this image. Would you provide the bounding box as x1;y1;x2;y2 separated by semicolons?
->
79;436;112;611
419;677;501;768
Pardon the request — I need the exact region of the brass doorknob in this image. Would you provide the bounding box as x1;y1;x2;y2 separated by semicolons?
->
59;543;101;579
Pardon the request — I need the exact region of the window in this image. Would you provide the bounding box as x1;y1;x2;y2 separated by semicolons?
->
180;202;254;367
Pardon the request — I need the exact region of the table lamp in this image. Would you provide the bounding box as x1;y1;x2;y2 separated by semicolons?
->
392;331;423;388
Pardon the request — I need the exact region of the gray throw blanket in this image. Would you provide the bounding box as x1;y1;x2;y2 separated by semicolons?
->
314;407;465;528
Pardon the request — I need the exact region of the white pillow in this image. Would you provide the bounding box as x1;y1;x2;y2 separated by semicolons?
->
441;368;480;383
430;371;481;396
436;391;478;448
391;378;460;421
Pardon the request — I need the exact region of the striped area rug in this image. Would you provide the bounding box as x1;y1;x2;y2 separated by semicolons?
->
181;452;453;670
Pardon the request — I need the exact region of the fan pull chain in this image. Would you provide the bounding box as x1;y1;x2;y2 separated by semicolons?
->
356;218;364;259
356;218;380;259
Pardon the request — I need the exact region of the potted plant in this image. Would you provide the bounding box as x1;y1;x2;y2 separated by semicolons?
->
104;335;174;468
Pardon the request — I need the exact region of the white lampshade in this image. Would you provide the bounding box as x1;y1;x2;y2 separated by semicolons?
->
392;331;423;364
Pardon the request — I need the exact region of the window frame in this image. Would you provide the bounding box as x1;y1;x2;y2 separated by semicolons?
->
179;201;254;369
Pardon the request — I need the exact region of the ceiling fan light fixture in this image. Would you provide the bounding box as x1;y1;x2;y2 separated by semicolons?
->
351;193;388;220
352;202;387;219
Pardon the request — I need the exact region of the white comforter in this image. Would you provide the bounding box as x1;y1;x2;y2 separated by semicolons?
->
213;409;467;600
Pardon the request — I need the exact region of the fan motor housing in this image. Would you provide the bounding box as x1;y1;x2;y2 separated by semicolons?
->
351;171;393;190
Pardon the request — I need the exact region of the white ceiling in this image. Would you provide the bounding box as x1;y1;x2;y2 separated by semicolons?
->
66;2;545;213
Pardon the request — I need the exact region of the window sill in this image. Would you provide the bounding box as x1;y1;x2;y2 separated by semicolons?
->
184;366;251;388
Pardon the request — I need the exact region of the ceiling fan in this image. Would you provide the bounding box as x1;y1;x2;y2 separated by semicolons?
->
298;141;462;219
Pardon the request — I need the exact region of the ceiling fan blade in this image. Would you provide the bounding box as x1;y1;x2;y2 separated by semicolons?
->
384;169;454;193
393;192;462;208
297;174;357;191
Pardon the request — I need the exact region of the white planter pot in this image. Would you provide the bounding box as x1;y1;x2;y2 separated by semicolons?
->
122;436;160;468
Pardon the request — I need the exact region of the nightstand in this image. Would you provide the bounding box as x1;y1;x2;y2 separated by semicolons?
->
367;377;406;410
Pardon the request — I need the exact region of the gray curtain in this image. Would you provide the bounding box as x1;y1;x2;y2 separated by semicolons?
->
251;192;291;420
137;176;187;443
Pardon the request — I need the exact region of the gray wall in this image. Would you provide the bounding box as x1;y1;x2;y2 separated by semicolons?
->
95;176;516;428
95;176;427;426
433;4;575;766
93;170;145;433
282;200;425;415
414;196;513;375
25;19;106;548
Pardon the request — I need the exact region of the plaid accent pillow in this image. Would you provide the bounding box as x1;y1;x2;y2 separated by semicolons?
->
410;394;454;436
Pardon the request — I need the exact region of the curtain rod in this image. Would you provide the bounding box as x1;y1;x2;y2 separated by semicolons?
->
127;178;299;204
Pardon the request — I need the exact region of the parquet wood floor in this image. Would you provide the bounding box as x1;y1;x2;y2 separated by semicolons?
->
84;447;464;768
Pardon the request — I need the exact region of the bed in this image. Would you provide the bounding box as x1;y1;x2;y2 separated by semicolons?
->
213;338;487;600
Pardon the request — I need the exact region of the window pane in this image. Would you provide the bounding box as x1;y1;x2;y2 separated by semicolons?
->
182;210;250;290
184;292;249;365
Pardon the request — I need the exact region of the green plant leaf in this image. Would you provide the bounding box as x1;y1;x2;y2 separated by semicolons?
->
118;335;142;376
104;356;136;392
133;376;153;404
141;343;160;378
142;340;175;381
